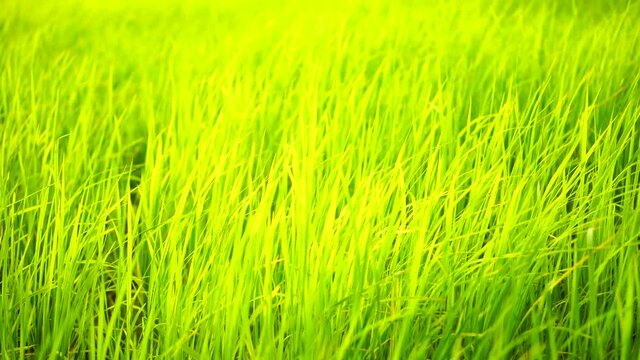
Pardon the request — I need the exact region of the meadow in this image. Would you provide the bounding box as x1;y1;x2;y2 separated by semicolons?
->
1;0;640;358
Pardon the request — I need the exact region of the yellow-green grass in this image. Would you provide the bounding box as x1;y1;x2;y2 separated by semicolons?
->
1;0;639;358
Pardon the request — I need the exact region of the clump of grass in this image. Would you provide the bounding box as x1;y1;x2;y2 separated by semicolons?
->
1;0;639;358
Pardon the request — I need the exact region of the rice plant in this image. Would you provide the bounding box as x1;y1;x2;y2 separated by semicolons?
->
1;0;639;358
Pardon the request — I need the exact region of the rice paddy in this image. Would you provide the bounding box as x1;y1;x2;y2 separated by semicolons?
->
1;0;640;358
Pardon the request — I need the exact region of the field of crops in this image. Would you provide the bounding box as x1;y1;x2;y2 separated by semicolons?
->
2;0;640;358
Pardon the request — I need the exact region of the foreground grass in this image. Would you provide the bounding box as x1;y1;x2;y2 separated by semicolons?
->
1;0;640;358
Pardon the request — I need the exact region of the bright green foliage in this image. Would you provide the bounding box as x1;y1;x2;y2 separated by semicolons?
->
1;0;640;358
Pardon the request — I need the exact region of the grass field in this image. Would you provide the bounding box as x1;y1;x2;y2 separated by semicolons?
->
1;0;640;358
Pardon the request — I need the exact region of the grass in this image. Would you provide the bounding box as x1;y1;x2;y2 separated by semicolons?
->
1;0;640;358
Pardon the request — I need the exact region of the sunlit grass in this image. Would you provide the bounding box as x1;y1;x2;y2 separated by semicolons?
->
1;0;639;358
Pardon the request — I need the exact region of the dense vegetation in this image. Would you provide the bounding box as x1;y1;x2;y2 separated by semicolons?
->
1;0;639;358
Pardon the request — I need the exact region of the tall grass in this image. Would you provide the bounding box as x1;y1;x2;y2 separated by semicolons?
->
1;0;639;358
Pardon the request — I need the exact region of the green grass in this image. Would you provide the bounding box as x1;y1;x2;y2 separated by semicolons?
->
1;0;640;358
